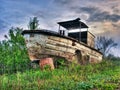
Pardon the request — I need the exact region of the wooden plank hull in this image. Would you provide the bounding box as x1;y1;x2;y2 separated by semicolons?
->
22;30;102;64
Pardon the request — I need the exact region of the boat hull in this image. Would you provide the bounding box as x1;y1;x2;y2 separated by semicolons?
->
22;30;102;64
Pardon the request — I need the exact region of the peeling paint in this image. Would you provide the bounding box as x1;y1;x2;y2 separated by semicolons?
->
22;30;102;64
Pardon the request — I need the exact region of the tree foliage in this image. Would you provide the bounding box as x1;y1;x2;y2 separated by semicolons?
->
96;36;117;58
0;27;30;74
0;17;40;74
28;17;39;30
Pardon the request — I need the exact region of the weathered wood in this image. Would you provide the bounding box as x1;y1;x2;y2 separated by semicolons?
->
22;30;102;64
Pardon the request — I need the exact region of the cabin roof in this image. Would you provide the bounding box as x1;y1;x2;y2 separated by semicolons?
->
57;18;88;30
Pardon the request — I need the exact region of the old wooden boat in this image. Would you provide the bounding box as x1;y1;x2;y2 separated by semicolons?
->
22;18;102;65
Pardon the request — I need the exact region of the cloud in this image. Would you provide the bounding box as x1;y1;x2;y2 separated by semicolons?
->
88;10;120;22
72;6;120;22
54;0;120;23
53;0;74;6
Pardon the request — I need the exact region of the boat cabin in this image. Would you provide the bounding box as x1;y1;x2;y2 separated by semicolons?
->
57;18;95;48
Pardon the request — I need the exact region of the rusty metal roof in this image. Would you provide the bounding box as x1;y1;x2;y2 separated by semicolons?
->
57;18;88;30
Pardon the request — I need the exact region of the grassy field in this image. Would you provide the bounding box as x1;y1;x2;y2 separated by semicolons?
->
0;60;120;90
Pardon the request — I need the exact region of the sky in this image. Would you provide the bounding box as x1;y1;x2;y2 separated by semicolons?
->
0;0;120;56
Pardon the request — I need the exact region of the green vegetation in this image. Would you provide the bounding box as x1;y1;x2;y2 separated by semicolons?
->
0;17;120;90
28;17;39;30
0;60;120;90
0;27;30;74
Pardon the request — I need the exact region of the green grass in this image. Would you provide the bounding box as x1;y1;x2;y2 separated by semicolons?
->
0;60;120;90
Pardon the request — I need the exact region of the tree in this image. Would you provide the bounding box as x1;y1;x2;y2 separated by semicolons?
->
0;27;30;74
96;36;117;58
28;17;39;30
0;17;40;74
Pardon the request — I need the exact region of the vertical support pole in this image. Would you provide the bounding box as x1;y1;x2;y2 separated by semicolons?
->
58;25;60;31
79;22;81;41
58;25;61;35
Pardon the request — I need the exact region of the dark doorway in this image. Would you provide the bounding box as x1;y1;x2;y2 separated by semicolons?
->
75;50;83;64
